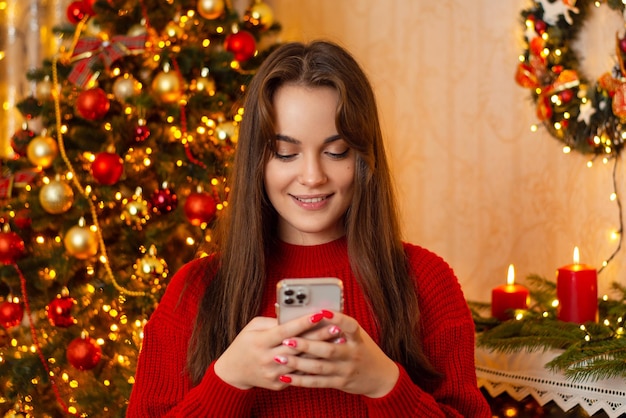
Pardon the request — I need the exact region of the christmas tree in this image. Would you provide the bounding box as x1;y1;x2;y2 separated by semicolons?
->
0;0;281;415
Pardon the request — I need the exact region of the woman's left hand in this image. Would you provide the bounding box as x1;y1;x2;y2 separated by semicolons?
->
277;310;399;398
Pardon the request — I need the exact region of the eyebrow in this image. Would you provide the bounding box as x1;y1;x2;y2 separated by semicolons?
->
275;134;343;144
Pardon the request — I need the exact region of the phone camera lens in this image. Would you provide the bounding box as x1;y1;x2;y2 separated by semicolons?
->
284;298;294;305
296;293;306;304
284;289;294;296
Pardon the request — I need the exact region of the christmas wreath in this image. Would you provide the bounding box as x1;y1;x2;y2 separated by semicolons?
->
515;0;626;157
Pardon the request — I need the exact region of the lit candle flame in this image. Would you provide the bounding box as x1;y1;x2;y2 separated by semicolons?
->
506;264;515;286
573;246;580;264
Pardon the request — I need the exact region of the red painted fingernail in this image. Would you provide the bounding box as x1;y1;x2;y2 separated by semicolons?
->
334;337;346;344
273;355;288;365
321;309;334;319
310;313;324;323
282;338;297;348
329;325;341;335
279;375;292;383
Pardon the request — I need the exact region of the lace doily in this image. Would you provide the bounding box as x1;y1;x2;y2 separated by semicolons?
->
475;347;626;417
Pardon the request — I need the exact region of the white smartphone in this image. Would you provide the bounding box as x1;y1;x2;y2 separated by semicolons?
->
276;277;344;324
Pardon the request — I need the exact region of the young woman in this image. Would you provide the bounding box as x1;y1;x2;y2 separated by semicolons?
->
127;40;491;417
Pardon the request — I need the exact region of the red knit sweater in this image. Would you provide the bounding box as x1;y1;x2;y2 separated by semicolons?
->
127;238;490;417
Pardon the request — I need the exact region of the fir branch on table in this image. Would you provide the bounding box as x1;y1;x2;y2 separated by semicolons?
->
474;274;626;381
547;338;626;381
477;318;585;352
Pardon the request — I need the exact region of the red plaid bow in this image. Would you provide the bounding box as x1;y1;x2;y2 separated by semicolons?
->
68;34;147;88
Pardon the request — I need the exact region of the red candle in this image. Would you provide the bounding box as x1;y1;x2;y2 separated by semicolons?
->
491;264;529;321
556;247;598;324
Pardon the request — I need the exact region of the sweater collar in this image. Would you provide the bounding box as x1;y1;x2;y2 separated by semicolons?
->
268;236;349;275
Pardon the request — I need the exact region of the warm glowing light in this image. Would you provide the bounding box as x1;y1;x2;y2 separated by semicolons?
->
506;264;515;286
563;146;571;153
573;246;580;264
504;407;517;417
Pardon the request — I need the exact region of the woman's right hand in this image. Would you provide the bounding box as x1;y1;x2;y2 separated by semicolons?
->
214;316;289;390
213;313;341;391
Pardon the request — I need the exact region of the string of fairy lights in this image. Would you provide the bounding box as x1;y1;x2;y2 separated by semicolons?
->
517;0;626;275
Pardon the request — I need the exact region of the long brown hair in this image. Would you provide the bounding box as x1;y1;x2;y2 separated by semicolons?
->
187;40;440;386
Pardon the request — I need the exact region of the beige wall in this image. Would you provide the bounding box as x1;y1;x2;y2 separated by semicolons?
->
266;0;626;302
3;0;623;302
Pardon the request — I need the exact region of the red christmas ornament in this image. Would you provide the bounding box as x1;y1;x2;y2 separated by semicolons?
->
67;335;102;370
559;89;574;104
149;186;178;214
46;296;76;327
76;88;110;120
82;0;97;15
534;19;547;35
184;191;218;226
0;300;24;329
0;230;26;264
224;31;256;62
66;0;89;24
134;124;150;142
10;128;36;157
91;152;124;185
13;209;32;229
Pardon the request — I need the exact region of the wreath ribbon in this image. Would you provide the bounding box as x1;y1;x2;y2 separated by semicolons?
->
67;34;147;88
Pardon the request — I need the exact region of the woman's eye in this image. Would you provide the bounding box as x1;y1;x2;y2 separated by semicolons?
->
326;149;350;159
274;152;297;161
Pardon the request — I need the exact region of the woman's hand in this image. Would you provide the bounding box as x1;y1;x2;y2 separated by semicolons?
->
213;311;399;397
276;311;400;398
213;313;342;391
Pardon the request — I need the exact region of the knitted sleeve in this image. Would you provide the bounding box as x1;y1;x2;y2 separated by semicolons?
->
126;259;256;417
363;244;491;417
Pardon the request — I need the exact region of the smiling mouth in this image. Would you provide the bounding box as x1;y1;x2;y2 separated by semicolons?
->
293;195;330;203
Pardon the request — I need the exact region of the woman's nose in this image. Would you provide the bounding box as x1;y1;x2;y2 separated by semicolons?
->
298;156;327;186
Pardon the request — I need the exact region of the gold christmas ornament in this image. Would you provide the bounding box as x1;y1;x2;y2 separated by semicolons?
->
152;68;181;103
134;245;168;282
197;0;225;20
164;21;184;39
121;191;150;227
63;218;99;259
36;77;53;100
193;76;216;94
113;75;141;102
127;23;147;37
84;18;105;38
27;136;58;168
39;179;74;214
215;120;239;143
244;0;274;30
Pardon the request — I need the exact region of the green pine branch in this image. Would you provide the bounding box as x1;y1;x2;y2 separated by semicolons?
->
475;274;626;381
